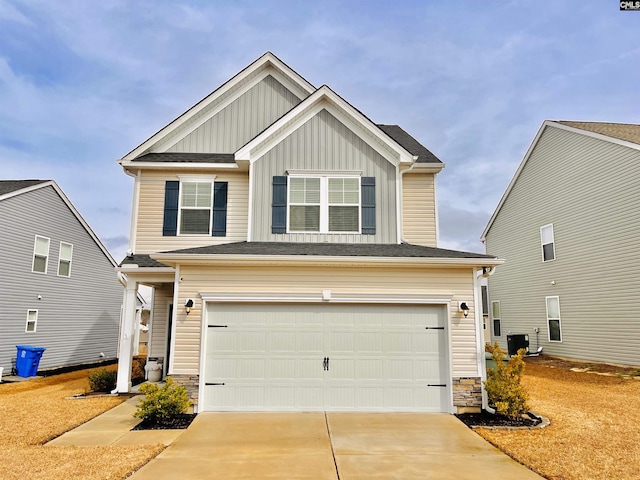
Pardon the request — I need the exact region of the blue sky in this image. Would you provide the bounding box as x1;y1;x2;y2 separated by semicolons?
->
1;0;638;261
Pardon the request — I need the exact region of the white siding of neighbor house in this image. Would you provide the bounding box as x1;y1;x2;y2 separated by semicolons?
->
134;169;248;254
0;186;122;372
251;109;398;243
148;285;172;361
161;75;301;154
485;125;640;365
169;264;477;378
402;172;437;247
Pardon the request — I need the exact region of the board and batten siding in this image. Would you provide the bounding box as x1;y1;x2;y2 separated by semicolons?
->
160;75;301;154
402;172;437;247
0;186;122;372
485;125;640;365
251;109;397;243
170;264;478;378
134;169;248;254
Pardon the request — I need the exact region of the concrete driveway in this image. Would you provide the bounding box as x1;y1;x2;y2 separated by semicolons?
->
130;412;544;479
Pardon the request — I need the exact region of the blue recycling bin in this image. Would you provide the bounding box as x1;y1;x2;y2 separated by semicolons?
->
15;345;46;377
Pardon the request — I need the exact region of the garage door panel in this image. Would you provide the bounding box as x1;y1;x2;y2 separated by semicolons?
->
205;303;449;412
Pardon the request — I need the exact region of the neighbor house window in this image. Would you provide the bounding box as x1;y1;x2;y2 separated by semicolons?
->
491;301;502;337
179;181;213;235
32;236;50;273
288;176;360;233
546;296;562;342
58;242;73;277
26;310;38;332
540;224;555;262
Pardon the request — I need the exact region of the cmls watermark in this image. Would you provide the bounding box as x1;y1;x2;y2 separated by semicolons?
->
620;1;640;10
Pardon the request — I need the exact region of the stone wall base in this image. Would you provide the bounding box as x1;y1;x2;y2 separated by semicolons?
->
452;377;482;413
169;373;199;411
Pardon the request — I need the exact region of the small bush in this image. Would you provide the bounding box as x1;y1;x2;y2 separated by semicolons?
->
134;377;191;421
88;368;117;392
484;342;530;418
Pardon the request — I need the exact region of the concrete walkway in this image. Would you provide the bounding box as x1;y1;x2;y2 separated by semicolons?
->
128;412;545;480
46;396;185;447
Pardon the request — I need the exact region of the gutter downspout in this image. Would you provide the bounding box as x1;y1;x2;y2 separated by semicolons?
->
475;265;496;412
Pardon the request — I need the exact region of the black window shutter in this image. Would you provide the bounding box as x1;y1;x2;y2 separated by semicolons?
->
272;176;287;234
212;182;228;237
361;177;376;235
162;181;179;236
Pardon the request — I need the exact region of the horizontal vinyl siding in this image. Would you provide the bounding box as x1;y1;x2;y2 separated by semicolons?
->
0;186;122;371
252;109;397;243
135;169;248;254
171;265;477;377
166;75;301;154
486;126;640;365
402;173;437;246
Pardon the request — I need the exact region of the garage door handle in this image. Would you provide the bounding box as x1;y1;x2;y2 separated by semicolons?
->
428;384;447;387
425;327;444;330
323;357;328;371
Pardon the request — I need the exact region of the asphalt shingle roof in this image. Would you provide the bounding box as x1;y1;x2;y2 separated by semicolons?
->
133;153;236;163
377;125;442;164
120;254;170;268
0;180;48;196
557;121;640;145
159;241;495;259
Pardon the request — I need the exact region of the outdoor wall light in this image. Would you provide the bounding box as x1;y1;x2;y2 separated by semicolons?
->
459;301;470;317
184;298;194;314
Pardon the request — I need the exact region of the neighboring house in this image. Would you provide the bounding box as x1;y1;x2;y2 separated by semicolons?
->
115;52;501;413
0;180;123;373
482;121;640;366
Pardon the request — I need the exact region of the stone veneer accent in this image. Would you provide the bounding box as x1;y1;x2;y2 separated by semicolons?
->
452;377;482;413
170;373;200;409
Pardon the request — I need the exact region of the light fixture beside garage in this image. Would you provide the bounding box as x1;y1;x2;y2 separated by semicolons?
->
458;301;470;317
185;298;194;314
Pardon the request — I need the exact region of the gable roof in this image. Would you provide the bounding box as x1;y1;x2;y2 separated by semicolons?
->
377;125;442;164
121;52;316;161
0;179;48;196
481;120;640;241
0;179;119;268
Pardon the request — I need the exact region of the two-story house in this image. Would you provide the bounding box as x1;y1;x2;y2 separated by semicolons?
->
115;52;501;413
0;180;123;375
482;121;640;367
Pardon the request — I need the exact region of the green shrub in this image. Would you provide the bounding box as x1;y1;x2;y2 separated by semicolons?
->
88;368;117;392
134;377;191;421
483;342;530;418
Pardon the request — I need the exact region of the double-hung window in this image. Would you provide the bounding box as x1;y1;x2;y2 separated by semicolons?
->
58;242;73;277
540;224;555;262
288;175;360;233
179;181;213;235
491;301;502;337
32;236;50;273
26;310;38;332
546;296;562;342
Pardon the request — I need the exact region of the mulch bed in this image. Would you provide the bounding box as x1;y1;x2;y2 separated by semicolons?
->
132;413;197;430
455;409;541;428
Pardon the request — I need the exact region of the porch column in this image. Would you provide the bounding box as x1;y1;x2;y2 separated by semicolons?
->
115;279;138;393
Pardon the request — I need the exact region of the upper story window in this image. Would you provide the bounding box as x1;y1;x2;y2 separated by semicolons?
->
162;178;228;237
540;224;555;262
32;236;50;273
180;182;213;235
58;242;73;277
288;175;360;233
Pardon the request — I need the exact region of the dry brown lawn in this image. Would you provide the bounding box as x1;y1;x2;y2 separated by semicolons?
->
477;359;640;480
0;367;163;480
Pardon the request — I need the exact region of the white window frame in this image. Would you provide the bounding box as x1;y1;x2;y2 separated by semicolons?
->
57;242;73;277
491;300;502;337
26;309;38;332
546;296;562;342
176;175;216;236
287;173;361;234
32;235;50;274
540;224;555;262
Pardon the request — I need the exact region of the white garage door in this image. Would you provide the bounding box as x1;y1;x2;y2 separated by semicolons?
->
202;303;449;412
